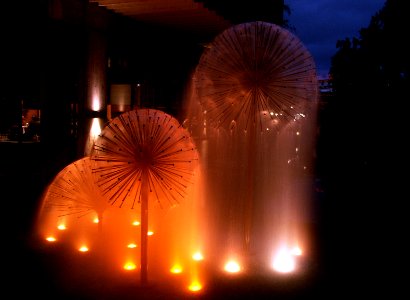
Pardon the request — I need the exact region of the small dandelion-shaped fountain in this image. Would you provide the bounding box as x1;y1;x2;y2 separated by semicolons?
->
41;157;109;233
90;108;199;285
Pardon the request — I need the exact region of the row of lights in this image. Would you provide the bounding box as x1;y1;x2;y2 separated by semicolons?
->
44;219;303;294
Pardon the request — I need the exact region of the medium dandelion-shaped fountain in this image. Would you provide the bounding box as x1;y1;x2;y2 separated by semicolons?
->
90;108;199;285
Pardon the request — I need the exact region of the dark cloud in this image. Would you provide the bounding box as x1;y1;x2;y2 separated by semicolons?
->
286;0;385;78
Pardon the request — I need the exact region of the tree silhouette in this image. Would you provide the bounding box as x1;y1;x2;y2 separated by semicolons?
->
324;0;410;188
330;0;409;100
327;0;408;167
318;1;408;284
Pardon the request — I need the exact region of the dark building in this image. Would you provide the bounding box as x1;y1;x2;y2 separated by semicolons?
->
1;0;285;161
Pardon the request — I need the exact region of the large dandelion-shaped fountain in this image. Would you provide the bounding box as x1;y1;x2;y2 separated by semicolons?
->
188;21;319;263
194;21;318;132
90;108;199;285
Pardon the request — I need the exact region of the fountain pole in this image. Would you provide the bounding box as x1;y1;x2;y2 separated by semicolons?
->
140;169;149;286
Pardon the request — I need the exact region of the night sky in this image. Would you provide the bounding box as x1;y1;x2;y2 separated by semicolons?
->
286;0;386;78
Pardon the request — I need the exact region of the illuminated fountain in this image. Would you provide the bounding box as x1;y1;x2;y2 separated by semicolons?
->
37;157;110;237
184;21;319;274
89;108;199;285
34;21;319;296
35;109;202;291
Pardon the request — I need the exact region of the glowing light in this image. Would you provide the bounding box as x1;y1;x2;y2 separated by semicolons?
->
45;236;57;242
79;246;89;252
57;224;66;230
224;260;241;273
296;131;300;135
93;217;99;224
127;243;137;249
170;264;183;274
272;248;296;273
192;251;204;261
132;220;140;226
188;281;202;292
92;93;101;111
123;262;137;270
90;118;101;141
291;246;302;256
147;231;154;236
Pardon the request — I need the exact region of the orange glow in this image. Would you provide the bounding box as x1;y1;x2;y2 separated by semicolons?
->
79;246;89;252
188;280;202;292
272;248;296;273
123;262;137;270
170;264;183;274
90;118;101;141
31;20;320;288
192;251;203;261
45;236;57;242
224;260;241;273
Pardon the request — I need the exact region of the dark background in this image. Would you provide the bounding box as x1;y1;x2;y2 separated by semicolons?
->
1;0;406;298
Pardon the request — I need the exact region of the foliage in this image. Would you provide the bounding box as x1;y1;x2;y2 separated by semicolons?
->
330;0;409;101
317;0;409;195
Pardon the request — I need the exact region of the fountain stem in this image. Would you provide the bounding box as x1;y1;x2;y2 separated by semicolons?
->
140;170;149;286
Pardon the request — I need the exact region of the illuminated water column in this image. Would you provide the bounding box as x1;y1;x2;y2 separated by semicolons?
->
84;29;107;155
